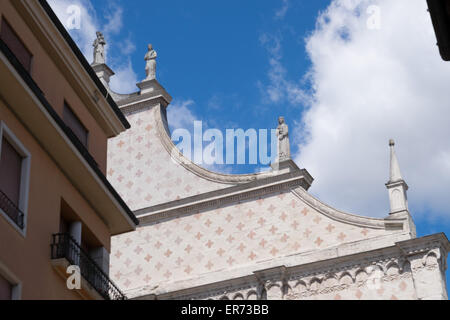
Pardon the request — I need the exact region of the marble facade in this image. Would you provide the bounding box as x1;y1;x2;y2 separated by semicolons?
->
96;43;449;300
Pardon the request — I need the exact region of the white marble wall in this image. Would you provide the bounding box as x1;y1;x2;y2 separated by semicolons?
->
107;105;227;211
160;237;448;300
110;190;403;296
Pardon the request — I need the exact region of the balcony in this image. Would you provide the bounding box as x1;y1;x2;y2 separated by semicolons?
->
50;233;126;300
0;189;24;229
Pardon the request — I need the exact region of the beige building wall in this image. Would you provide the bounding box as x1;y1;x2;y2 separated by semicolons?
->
0;1;109;173
0;0;135;300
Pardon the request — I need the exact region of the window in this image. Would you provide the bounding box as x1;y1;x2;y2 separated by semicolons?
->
0;273;12;300
0;267;21;300
63;102;88;148
0;122;31;232
0;18;32;72
0;137;22;207
59;215;69;235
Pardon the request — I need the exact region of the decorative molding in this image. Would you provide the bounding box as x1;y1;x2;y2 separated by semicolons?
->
109;90;138;104
135;234;449;300
291;187;404;230
158;248;411;300
119;98;166;116
396;234;450;257
137;174;311;225
114;80;172;108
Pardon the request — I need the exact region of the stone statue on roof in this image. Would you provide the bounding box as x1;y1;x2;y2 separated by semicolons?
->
276;116;290;162
93;31;106;65
144;44;157;81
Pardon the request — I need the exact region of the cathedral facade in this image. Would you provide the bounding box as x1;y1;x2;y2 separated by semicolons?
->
93;35;449;300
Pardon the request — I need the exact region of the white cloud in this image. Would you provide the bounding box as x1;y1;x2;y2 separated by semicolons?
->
167;100;236;174
259;33;282;59
275;0;290;20
103;5;123;35
120;36;137;55
259;32;309;106
47;0;98;58
207;94;222;110
167;99;198;130
109;60;138;93
291;0;450;219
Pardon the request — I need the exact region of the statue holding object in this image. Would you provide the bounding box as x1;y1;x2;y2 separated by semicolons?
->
93;31;106;65
276;116;291;162
144;44;157;81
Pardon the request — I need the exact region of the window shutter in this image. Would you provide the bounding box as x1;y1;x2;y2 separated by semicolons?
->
0;137;22;207
63;103;88;147
0;19;32;72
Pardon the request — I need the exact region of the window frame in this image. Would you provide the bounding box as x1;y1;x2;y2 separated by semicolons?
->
0;261;22;300
0;16;33;74
0;122;31;236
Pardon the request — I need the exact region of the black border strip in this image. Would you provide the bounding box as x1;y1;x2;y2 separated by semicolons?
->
38;0;130;129
0;37;138;226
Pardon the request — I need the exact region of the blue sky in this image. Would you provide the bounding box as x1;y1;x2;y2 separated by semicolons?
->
49;0;450;291
86;0;331;167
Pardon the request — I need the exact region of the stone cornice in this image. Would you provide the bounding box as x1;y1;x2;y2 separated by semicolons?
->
396;233;450;256
136;171;312;225
91;63;115;77
385;179;409;190
114;81;172;108
119;97;168;116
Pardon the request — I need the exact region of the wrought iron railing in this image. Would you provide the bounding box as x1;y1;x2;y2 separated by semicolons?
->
0;189;24;229
51;233;126;300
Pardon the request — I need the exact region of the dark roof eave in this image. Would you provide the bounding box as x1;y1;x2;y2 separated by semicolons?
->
38;0;131;129
427;0;450;61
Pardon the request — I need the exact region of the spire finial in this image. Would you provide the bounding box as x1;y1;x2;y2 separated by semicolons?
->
389;139;403;183
386;139;409;215
389;139;395;147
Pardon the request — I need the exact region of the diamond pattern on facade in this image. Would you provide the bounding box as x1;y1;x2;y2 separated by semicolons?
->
110;186;398;294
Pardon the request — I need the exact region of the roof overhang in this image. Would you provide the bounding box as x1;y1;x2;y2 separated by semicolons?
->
0;40;138;234
12;0;130;137
427;0;450;61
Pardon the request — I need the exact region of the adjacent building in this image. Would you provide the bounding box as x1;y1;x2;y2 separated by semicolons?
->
0;0;138;300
